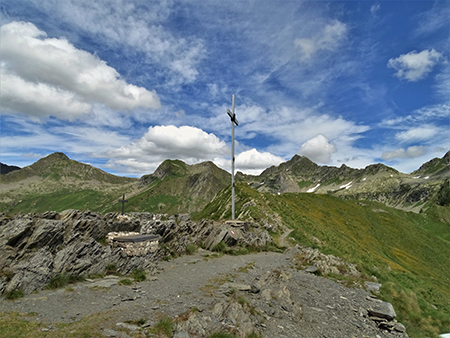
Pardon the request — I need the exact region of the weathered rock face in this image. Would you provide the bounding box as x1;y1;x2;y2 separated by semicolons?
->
140;215;274;254
0;211;276;296
0;211;157;295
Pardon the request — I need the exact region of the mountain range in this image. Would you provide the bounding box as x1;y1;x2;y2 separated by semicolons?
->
1;151;450;337
0;151;448;215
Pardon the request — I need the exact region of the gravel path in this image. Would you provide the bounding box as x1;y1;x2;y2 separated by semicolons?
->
0;249;408;337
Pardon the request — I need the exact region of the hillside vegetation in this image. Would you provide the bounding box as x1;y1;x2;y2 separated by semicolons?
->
194;183;450;338
0;153;138;214
0;154;230;215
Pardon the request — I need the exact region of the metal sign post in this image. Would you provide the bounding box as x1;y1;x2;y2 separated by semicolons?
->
227;95;238;220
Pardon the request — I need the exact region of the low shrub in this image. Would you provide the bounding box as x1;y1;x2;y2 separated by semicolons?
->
0;269;14;281
186;243;196;255
212;241;227;253
118;278;133;286
104;263;119;275
125;318;146;326
4;289;24;300
153;316;173;337
46;273;85;290
130;269;146;282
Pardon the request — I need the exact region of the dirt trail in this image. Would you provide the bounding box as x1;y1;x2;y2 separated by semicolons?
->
0;249;408;338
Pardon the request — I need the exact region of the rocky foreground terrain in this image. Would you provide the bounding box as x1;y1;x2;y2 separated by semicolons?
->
0;211;410;337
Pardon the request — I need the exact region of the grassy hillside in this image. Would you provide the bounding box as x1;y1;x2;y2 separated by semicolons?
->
0;156;229;215
0;153;138;214
0;189;128;214
115;160;230;214
195;183;450;338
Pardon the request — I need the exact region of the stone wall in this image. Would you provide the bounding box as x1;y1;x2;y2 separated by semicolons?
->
107;231;159;256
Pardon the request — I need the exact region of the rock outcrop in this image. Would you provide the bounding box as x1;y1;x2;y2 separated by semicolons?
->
0;211;158;295
0;211;275;296
140;215;274;254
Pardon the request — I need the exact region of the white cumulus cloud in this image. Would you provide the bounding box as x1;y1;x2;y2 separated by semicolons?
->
0;21;160;119
235;149;285;175
298;134;337;164
103;125;229;175
387;49;444;82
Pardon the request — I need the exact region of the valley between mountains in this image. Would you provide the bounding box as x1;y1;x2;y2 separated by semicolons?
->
0;151;449;337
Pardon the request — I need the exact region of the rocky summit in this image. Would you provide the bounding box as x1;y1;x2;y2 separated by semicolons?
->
240;150;450;212
0;210;409;338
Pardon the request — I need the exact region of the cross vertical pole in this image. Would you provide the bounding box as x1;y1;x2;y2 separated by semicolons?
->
119;194;128;215
227;95;238;220
231;94;235;220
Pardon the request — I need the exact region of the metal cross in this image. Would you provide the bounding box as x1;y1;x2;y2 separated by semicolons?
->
227;95;238;220
119;194;128;215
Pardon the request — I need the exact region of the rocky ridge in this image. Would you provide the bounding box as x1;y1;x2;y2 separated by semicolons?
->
0;211;273;296
239;151;450;212
0;210;409;337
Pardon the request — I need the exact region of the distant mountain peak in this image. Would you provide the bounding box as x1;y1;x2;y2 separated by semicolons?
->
413;151;450;176
0;163;21;175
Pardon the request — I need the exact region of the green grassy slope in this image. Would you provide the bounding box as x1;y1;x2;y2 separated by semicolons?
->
114;160;230;214
0;153;138;214
195;183;450;338
0;189;131;214
0;156;230;215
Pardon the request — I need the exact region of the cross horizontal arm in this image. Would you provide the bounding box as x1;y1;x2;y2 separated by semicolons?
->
227;109;239;126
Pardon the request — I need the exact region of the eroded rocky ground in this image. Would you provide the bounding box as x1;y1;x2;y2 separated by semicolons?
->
0;248;408;338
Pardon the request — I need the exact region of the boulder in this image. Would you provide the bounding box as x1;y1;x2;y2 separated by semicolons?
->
368;301;396;321
204;228;228;250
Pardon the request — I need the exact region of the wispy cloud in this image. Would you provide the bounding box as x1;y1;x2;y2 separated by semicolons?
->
414;1;450;36
26;0;206;88
381;103;450;126
395;125;441;143
295;20;348;61
370;3;381;16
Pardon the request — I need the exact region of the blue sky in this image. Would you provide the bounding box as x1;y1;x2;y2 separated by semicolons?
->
1;0;449;177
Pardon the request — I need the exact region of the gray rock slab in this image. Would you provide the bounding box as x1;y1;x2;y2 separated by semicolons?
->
115;322;140;331
305;266;318;273
365;281;382;292
112;234;159;243
222;283;251;291
91;278;119;288
367;301;396;321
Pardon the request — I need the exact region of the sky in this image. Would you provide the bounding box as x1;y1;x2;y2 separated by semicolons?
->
0;0;449;177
